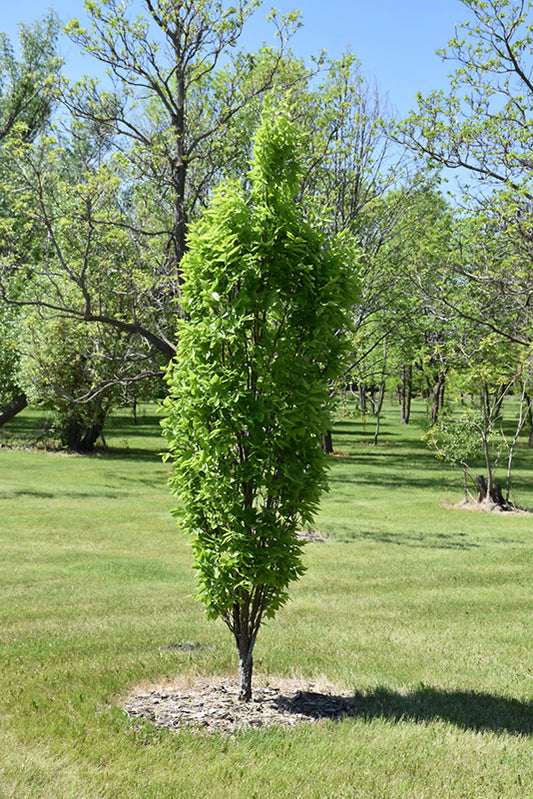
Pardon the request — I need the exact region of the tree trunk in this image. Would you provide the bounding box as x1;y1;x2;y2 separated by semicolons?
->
64;418;104;453
368;387;376;415
476;474;488;503
237;640;254;702
321;429;333;454
400;364;412;424
0;393;28;426
476;474;509;509
525;394;533;448
229;597;261;702
491;482;505;507
431;374;445;425
358;383;366;413
234;623;257;701
492;385;506;419
373;377;386;446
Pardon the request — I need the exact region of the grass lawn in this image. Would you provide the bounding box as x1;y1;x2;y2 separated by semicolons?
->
0;400;531;798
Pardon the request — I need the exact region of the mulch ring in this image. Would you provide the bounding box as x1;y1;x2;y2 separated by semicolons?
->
123;675;355;736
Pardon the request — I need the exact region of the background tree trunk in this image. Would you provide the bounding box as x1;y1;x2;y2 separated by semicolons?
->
373;377;386;446
525;394;533;448
476;475;509;509
0;393;28;427
400;364;412;424
321;429;333;454
358;383;367;413
64;418;104;453
431;374;445;425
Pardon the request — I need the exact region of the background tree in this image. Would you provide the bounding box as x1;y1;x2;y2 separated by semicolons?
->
295;53;416;448
16;312;121;451
2;120;166;449
0;2;308;443
0;14;61;425
400;0;533;351
344;182;457;436
59;0;301;340
0;13;59;144
424;412;484;503
162;106;358;700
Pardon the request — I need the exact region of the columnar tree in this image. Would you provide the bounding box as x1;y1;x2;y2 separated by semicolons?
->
161;106;358;700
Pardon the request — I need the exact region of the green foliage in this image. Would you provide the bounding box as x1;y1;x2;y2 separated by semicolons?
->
0;304;21;404
15;311;119;450
162;105;358;625
0;12;60;142
0;14;61;407
424;412;484;469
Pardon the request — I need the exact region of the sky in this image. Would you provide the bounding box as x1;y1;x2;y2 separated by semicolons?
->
2;0;470;118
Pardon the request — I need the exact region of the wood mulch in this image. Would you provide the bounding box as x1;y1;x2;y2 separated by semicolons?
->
123;675;355;736
123;532;335;736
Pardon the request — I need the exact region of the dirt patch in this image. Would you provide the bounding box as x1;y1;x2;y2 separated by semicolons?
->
447;499;531;515
123;675;354;735
297;529;329;542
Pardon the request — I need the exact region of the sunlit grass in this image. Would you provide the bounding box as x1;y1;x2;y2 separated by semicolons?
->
0;400;531;798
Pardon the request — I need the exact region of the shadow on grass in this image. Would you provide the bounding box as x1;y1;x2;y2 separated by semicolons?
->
102;447;165;464
327;444;460;493
328;467;447;493
350;529;479;549
277;686;533;737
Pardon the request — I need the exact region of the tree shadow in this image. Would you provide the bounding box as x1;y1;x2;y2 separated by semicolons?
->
351;529;479;549
101;447;165;464
276;686;533;737
327;450;450;492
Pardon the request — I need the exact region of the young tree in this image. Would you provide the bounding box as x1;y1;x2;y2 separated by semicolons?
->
161;106;358;700
424;324;533;510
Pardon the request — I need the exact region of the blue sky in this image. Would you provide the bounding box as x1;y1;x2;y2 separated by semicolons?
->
2;0;469;117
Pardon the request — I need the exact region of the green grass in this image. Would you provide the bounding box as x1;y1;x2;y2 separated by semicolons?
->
0;401;531;798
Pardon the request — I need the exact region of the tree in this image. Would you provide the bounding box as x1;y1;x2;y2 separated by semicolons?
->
0;13;60;144
295;53;416;447
424;412;484;503
0;3;307;438
342;182;458;439
58;0;301;343
15;306;148;451
399;0;533;351
402;0;533;193
1;120;168;449
0;14;61;425
161;106;358;700
423;316;533;510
